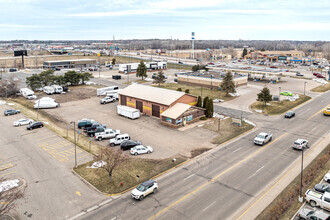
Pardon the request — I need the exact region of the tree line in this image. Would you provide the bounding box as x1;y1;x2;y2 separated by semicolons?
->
26;70;93;90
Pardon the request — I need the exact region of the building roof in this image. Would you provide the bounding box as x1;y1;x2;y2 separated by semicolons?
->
160;103;191;119
119;84;187;106
44;59;96;63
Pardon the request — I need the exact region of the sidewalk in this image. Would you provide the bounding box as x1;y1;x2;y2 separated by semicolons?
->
231;131;330;220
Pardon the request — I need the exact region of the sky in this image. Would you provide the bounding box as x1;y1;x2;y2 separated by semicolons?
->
1;0;330;41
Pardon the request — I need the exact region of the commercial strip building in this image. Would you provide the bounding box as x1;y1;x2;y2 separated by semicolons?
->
118;61;167;74
118;84;204;126
177;71;248;89
43;59;96;70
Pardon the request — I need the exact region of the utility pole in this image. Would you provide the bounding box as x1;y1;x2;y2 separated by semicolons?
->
70;121;77;168
304;82;307;96
299;147;304;202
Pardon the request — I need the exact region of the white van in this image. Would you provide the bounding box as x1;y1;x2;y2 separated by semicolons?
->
34;100;59;109
109;134;130;146
43;86;55;95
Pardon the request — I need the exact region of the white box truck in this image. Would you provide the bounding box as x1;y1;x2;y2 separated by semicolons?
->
117;105;140;119
97;86;119;96
43;86;55;95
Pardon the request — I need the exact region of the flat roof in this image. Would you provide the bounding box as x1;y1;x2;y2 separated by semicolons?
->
44;59;96;63
119;84;187;106
160;103;191;119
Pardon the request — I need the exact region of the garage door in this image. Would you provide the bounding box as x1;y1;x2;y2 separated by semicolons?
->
136;100;143;113
120;95;127;105
152;104;160;117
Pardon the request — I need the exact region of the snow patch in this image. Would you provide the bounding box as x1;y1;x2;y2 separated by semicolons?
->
0;179;20;192
87;161;106;168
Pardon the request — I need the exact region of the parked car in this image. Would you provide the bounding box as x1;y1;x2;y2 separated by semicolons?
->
100;96;116;104
254;132;272;146
296;72;304;76
131;180;158;201
314;184;330;194
13;119;33;127
94;128;120;141
120;140;142;151
305;190;330;211
4;109;20;116
27;121;44;130
292;139;309;150
313;72;319;76
77;119;95;129
84;122;105;132
324;171;330;183
130;145;153;155
87;126;105;137
285;111;295;118
280;91;293;96
316;74;326;78
109;134;130;146
178;61;183;64
297;207;330;220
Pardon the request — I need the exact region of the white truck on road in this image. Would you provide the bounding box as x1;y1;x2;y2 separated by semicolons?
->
305;190;330;211
117;105;140;119
94;128;120;141
254;131;273;146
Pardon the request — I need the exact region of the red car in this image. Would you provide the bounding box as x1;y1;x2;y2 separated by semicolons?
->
315;73;325;78
270;66;278;69
208;62;214;65
313;72;319;76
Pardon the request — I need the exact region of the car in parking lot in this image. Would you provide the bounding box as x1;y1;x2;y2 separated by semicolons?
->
27;121;44;130
296;72;304;76
77;118;95;129
130;145;153;155
131;180;158;201
297;207;330;220
87;126;105;137
120;140;142;151
4;109;20;116
314;184;330;194
285;111;295;118
280;91;293;96
315;73;326;78
100;96;116;104
109;134;130;146
324;171;330;183
292;139;309;150
13;118;33;126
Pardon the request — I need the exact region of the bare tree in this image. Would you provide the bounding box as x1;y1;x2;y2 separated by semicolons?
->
94;147;129;183
225;47;236;59
0;177;25;217
321;43;330;60
0;78;19;98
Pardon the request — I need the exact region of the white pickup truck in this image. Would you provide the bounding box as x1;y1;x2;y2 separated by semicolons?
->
100;96;116;104
305;190;330;211
254;132;273;146
94;128;120;141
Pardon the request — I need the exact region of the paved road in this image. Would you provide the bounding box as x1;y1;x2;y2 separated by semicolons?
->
77;92;329;220
0;104;105;219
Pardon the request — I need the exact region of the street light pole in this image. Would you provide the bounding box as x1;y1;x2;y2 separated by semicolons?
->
299;147;304;202
304;82;307;96
70;121;77;168
279;86;281;101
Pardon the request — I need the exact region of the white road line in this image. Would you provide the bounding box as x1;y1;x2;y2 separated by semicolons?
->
311;127;317;132
255;166;264;173
233;147;242;153
202;201;216;212
306;107;311;111
183;174;195;181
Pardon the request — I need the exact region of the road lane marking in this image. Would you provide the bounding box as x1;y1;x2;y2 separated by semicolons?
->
0;163;14;171
233;147;242;153
0;171;17;177
183;174;195;181
76;191;81;196
202;201;216;212
255;166;264;173
307;107;326;120
311;127;317;132
148;133;288;220
235;137;320;220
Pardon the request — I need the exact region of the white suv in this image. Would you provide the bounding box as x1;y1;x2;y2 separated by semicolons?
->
109;134;130;146
292;139;309;150
131;180;158;200
324;170;330;183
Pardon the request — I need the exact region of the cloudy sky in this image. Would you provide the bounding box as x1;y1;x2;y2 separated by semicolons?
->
1;0;330;41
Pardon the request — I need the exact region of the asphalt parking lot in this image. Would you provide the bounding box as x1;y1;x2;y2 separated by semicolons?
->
42;96;218;158
0;103;104;219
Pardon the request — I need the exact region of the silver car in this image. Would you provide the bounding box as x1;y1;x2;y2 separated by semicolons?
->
297;207;330;219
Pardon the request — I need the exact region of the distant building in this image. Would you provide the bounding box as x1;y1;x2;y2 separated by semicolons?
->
43;59;96;70
118;62;167;74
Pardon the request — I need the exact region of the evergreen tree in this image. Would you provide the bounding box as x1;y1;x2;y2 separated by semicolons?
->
177;88;182;91
220;71;236;96
197;96;202;107
208;98;214;117
184;89;190;94
112;58;116;65
136;61;147;80
203;96;209;108
153;70;166;86
242;48;248;57
257;86;273;105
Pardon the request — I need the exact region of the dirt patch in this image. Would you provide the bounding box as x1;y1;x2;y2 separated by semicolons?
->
311;82;330;92
37;85;96;103
190;148;211;158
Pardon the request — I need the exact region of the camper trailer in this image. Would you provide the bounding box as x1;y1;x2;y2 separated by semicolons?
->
43;86;55;95
97;86;119;96
20;88;36;100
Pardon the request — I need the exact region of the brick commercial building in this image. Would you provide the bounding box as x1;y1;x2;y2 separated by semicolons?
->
118;84;198;118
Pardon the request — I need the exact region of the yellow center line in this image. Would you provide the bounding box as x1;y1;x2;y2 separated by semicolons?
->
307;107;326;120
0;171;17;177
148;133;288;220
236;137;320;220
